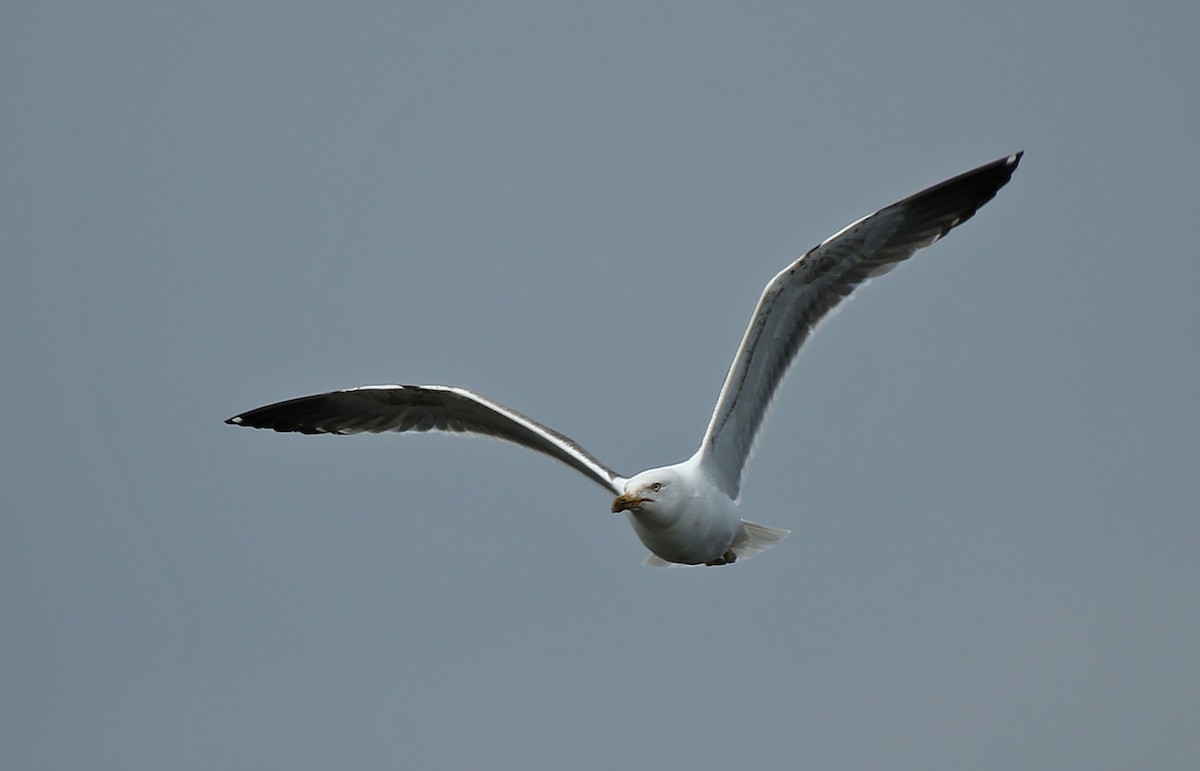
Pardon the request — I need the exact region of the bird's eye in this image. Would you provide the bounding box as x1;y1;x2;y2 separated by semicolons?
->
650;482;662;492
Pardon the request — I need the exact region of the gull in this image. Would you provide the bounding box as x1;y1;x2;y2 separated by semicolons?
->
226;152;1022;567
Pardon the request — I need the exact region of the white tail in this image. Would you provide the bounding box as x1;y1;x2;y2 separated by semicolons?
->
731;520;790;560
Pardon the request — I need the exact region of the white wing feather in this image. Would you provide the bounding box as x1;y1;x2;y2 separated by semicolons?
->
698;152;1022;498
227;384;626;494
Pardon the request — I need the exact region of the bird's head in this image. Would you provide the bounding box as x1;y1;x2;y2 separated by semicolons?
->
611;468;684;523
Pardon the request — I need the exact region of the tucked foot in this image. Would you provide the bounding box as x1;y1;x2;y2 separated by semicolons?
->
704;549;738;567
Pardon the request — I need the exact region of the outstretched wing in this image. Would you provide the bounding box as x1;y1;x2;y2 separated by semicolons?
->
226;384;626;494
699;152;1023;499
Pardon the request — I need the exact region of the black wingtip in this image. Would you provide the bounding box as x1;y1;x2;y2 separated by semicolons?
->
979;150;1023;182
221;392;352;434
896;151;1024;221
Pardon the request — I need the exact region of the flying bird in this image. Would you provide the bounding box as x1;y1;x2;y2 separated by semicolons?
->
227;152;1022;567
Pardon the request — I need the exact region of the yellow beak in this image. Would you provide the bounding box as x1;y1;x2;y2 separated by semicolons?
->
611;493;645;513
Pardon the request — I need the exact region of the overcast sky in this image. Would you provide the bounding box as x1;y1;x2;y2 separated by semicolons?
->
4;2;1198;769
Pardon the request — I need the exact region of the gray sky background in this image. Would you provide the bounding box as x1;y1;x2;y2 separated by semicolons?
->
4;3;1198;769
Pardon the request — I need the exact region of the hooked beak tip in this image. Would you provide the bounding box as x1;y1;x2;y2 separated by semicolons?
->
611;494;636;513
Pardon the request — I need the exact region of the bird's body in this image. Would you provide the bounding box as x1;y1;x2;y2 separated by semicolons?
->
617;458;742;566
227;152;1022;567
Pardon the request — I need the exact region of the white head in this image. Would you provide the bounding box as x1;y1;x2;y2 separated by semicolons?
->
610;467;686;525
